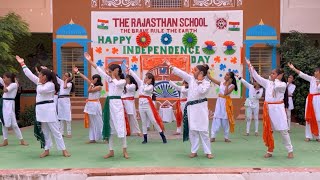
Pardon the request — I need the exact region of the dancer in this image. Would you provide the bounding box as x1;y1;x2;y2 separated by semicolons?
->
169;80;189;135
122;74;142;136
84;52;129;159
0;73;28;147
73;67;103;143
207;71;238;142
237;74;263;136
288;63;320;141
127;66;167;144
16;55;70;158
166;61;213;159
286;75;296;132
247;59;293;158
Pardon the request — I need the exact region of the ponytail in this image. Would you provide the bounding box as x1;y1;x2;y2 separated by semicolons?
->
67;72;75;93
229;72;238;91
40;69;60;93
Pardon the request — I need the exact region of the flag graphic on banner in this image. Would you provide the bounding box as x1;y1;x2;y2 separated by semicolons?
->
97;19;109;30
228;21;240;31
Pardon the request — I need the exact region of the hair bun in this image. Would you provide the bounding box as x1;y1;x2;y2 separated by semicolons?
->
203;64;209;71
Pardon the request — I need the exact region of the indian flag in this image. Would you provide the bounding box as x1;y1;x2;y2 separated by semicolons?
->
97;19;109;30
228;21;240;31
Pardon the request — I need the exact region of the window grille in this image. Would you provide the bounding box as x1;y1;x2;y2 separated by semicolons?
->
151;0;182;8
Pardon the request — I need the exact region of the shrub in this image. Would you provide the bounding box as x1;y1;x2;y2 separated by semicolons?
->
18;105;35;127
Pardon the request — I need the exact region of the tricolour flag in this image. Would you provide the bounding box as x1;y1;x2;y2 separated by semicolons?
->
228;21;240;31
97;19;109;30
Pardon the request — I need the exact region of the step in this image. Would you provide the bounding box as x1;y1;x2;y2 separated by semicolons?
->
72;114;84;120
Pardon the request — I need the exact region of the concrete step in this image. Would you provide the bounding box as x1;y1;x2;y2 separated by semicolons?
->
72;114;84;120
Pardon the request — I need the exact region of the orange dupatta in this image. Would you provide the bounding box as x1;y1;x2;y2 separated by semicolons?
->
139;95;165;131
306;93;320;137
122;97;135;136
218;94;235;133
84;99;100;128
263;101;283;152
176;98;187;129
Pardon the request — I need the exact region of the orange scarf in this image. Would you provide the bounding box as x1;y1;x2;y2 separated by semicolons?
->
139;95;165;131
176;98;187;129
218;94;235;133
121;97;135;136
263;101;283;152
306;93;320;137
84;99;100;128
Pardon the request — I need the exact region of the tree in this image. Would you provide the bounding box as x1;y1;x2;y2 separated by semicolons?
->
278;31;320;124
0;12;30;74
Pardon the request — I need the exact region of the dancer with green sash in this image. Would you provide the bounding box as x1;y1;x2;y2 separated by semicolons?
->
166;61;213;159
84;52;129;159
0;73;28;147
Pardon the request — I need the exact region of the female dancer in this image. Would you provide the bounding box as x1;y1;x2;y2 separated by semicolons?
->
122;74;142;136
166;61;212;159
247;59;293;158
288;63;320;141
0;73;28;146
286;75;296;132
84;52;129;159
16;55;70;158
207;72;238;142
73;67;103;143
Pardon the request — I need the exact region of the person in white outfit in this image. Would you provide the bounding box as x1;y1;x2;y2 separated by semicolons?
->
74;67;103;144
286;75;296;132
207;71;238;143
247;59;293;159
288;63;320;142
16;55;70;158
167;61;213;159
55;72;74;138
238;76;263;136
169;80;188;135
84;52;129;159
0;73;28;147
122;74;142;136
128;67;167;144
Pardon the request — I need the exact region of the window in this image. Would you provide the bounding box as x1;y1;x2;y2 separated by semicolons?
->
61;47;84;96
250;47;272;78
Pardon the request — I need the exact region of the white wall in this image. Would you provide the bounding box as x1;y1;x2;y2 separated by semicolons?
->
0;0;52;33
281;0;320;33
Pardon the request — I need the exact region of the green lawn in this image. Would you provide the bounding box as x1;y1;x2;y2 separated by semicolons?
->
0;120;320;169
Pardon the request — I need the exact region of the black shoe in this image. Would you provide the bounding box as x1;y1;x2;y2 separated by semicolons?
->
142;134;147;144
159;132;167;144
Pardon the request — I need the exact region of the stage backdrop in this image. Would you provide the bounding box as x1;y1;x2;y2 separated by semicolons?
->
91;10;243;98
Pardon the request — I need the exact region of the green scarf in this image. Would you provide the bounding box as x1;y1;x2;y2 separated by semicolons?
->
0;98;15;126
34;119;45;149
183;98;208;142
102;96;121;140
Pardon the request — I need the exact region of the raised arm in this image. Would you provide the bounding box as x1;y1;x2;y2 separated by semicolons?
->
73;67;91;85
15;56;39;85
245;59;268;88
88;84;102;93
239;77;253;89
0;77;3;86
207;71;221;85
288;63;312;82
129;69;143;88
169;81;182;92
83;52;112;82
56;75;64;85
171;67;193;83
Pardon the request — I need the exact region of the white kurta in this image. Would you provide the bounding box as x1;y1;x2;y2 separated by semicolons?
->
299;72;320;121
122;84;136;115
213;82;230;120
172;67;210;131
287;83;296;110
0;78;17;127
251;68;288;131
97;67;126;138
23;67;58;122
169;81;188;111
241;78;263;109
56;77;72;121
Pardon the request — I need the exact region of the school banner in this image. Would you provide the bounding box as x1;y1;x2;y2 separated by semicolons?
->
91;10;243;98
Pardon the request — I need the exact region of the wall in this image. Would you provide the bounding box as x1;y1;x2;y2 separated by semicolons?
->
281;0;320;33
0;0;52;32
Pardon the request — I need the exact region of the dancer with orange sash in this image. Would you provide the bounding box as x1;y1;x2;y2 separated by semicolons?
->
288;63;320;141
167;61;213;159
73;67;103;144
122;74;142;136
169;80;188;135
207;71;238;143
247;59;293;159
127;67;167;144
84;52;129;159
